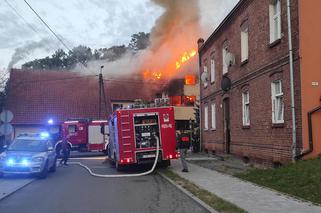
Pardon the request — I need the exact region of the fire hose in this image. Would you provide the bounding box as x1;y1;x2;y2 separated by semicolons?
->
67;135;160;178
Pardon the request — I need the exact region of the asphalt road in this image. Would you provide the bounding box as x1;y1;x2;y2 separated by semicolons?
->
0;156;209;213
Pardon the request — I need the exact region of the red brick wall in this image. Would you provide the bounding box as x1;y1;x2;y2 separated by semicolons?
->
200;0;301;164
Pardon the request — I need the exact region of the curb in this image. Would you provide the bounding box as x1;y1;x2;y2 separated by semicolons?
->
157;171;218;213
0;178;35;201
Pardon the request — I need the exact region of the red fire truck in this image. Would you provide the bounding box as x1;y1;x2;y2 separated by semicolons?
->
107;107;178;170
61;119;109;152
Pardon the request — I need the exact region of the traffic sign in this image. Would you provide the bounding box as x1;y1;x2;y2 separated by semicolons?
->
0;123;13;135
0;110;13;123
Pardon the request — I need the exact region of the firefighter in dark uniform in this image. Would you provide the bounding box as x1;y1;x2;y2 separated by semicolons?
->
55;136;71;166
177;130;190;172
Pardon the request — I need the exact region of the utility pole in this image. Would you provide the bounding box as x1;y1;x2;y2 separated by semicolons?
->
98;65;108;119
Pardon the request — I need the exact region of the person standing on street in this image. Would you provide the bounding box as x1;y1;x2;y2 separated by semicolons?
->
177;130;191;172
60;137;71;166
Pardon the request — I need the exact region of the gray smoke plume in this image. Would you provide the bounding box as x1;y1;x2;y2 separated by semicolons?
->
149;0;201;50
81;0;238;81
7;38;56;70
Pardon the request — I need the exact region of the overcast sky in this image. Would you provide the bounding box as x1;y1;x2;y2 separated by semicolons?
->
0;0;238;71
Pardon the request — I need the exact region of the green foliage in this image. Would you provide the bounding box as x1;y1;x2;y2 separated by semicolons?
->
128;32;150;52
236;157;321;205
22;32;150;71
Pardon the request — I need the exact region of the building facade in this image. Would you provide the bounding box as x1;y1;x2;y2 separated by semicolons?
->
198;0;311;165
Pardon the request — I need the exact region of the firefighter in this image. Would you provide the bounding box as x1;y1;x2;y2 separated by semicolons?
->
59;137;71;166
177;130;190;172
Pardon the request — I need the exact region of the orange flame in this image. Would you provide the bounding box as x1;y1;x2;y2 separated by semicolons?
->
176;50;197;70
143;49;197;81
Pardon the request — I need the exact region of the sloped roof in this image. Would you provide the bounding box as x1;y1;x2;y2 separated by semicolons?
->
5;69;158;125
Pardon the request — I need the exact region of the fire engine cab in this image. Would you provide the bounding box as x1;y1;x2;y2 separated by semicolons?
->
61;119;109;152
107;107;178;170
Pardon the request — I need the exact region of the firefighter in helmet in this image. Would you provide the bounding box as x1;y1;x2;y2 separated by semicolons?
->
176;130;190;172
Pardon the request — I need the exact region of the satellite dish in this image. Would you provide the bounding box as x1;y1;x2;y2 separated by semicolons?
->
221;76;232;92
201;71;208;83
0;123;13;136
225;52;235;67
0;110;13;123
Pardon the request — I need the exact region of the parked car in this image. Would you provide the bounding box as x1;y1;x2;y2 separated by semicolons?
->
0;133;57;179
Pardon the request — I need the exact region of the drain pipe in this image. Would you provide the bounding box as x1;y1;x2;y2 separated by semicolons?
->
295;105;321;159
287;0;297;162
197;38;205;152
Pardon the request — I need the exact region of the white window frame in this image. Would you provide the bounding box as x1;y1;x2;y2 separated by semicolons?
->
269;0;282;43
204;105;209;130
222;46;228;75
241;27;249;62
271;80;284;123
242;91;250;126
203;66;208;87
210;58;215;83
211;103;216;130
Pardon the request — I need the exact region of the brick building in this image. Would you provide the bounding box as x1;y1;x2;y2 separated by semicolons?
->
198;0;321;165
5;69;158;138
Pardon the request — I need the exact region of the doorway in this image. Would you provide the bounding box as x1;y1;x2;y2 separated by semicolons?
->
223;98;231;154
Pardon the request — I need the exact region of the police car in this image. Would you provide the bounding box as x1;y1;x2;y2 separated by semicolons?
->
0;133;57;179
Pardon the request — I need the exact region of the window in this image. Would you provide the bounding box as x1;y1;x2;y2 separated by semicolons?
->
204;106;209;130
203;66;208;87
242;91;250;126
271;80;284;123
210;59;215;83
68;125;77;133
211;103;216;129
241;26;249;62
112;103;123;111
269;0;281;43
222;46;228;75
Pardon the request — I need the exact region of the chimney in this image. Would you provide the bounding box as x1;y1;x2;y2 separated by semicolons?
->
197;38;205;51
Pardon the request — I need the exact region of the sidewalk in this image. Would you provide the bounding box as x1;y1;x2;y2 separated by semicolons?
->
169;159;321;213
0;177;34;200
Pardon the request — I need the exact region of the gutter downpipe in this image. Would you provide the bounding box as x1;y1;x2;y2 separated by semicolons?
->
197;38;205;153
295;105;321;159
287;0;297;162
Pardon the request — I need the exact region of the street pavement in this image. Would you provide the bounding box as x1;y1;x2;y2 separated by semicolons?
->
170;159;321;213
0;156;209;213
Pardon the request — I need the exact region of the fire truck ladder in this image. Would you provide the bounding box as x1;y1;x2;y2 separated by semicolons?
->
120;111;133;159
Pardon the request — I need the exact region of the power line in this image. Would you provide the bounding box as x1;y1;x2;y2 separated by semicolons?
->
23;0;72;52
4;0;39;34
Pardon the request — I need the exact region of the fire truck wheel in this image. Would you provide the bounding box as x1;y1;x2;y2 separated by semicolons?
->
115;158;124;171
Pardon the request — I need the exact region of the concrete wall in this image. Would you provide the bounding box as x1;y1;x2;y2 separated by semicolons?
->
299;0;321;158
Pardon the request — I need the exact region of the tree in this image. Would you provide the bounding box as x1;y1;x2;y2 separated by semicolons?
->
67;45;93;68
128;32;150;52
51;49;68;70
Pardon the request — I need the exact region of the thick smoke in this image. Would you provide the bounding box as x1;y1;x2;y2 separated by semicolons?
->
149;0;201;50
7;38;56;70
81;0;238;81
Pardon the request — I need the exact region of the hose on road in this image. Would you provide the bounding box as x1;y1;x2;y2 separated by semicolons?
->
67;135;160;178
